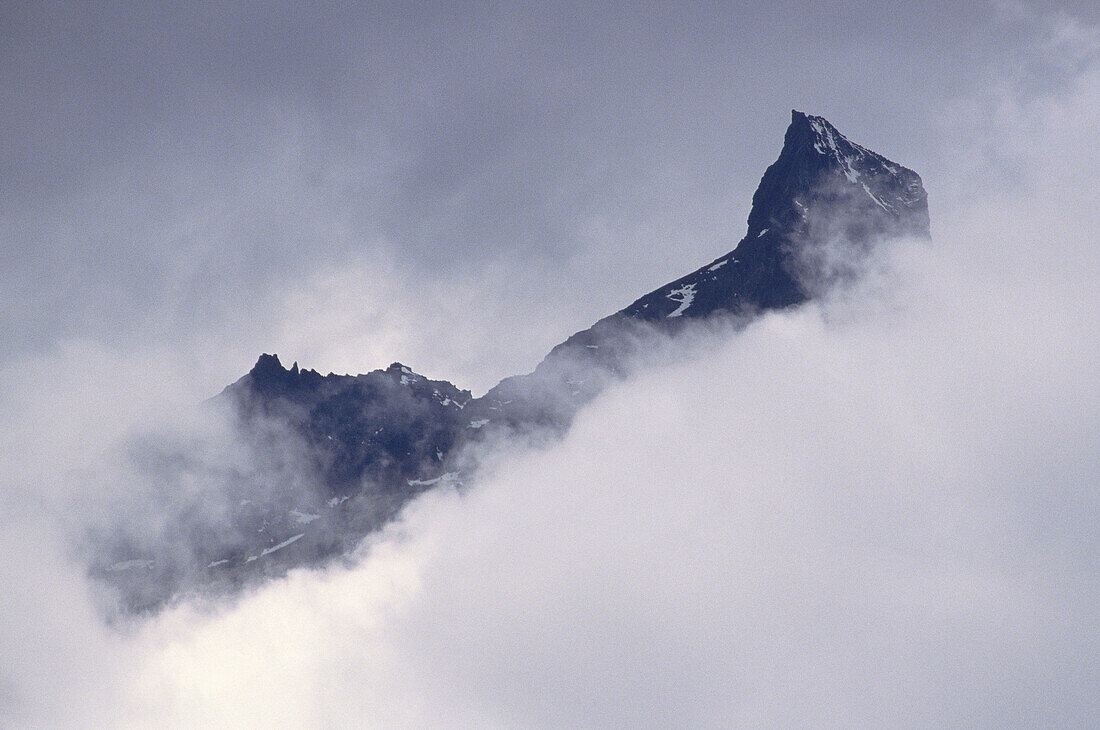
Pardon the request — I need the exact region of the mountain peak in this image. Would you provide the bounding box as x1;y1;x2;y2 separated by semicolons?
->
616;111;929;320
788;108;826;132
745;110;929;240
244;352;311;393
788;108;840;134
249;353;286;378
785;110;867;160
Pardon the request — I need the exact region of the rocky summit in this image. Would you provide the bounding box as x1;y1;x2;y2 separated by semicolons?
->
98;111;929;610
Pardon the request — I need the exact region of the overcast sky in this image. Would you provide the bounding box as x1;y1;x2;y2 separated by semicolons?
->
2;2;1099;726
4;0;1097;392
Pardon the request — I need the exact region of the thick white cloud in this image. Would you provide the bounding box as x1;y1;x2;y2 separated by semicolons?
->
1;6;1098;728
119;226;1097;726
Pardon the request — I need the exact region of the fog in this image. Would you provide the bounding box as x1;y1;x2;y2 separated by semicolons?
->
1;4;1098;728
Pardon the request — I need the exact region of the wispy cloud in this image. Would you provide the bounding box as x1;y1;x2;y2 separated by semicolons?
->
0;4;1097;727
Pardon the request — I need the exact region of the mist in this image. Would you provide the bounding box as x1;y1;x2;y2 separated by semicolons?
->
1;4;1098;728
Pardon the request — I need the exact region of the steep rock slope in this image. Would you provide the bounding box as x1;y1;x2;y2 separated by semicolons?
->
476;111;928;428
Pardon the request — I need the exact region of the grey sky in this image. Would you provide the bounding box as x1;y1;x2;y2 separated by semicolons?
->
2;0;1095;390
1;3;1098;725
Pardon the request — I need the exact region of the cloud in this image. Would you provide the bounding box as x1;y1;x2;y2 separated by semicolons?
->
1;5;1098;728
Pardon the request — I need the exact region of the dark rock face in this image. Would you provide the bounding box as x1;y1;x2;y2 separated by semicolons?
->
622;111;928;321
98;111;929;609
230;357;471;495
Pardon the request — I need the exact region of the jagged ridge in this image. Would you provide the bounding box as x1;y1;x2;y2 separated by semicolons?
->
100;111;929;609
